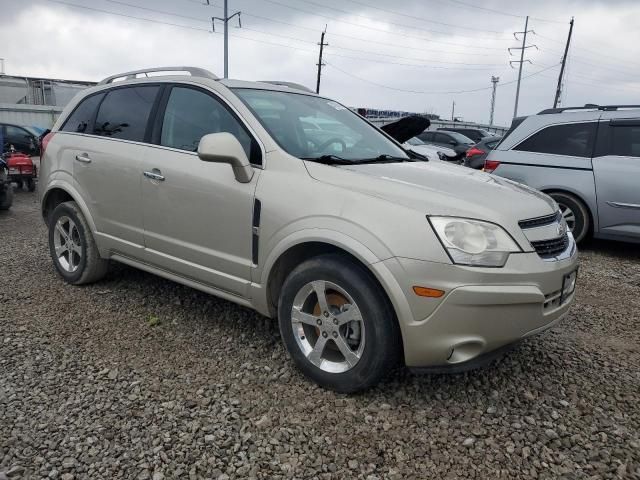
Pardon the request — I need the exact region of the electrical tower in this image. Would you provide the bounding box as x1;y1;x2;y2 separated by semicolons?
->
211;0;241;79
509;16;536;118
489;76;499;126
554;17;574;108
316;26;328;94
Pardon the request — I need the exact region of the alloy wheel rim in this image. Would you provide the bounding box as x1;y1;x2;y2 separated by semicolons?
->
53;215;82;273
291;280;365;373
558;203;576;232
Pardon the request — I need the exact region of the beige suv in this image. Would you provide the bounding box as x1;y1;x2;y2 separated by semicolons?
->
39;67;578;392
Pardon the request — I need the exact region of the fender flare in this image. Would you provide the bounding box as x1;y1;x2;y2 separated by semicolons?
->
41;180;98;234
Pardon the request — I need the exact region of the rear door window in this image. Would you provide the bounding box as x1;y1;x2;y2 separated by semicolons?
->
607;122;640;157
514;122;596;157
159;86;260;164
94;86;159;142
61;93;104;134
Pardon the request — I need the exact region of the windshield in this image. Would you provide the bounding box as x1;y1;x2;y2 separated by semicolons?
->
232;88;409;162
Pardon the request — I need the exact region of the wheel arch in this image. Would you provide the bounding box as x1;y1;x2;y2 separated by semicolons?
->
41;184;97;233
541;187;596;234
260;238;407;362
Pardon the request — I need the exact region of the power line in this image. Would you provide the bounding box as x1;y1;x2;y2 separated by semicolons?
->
324;61;560;95
443;0;564;24
323;53;504;70
230;9;502;58
338;0;509;35
291;0;507;41
107;0;507;63
257;0;507;51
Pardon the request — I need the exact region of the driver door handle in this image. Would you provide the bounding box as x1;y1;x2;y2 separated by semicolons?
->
75;153;91;163
143;170;165;181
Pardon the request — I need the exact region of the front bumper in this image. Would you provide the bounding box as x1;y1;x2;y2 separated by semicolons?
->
378;247;578;368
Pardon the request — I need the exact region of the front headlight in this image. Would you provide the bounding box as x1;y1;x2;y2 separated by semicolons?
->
429;216;521;267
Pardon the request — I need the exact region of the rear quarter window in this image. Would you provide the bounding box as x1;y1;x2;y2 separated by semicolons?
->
514;122;597;158
61;93;105;134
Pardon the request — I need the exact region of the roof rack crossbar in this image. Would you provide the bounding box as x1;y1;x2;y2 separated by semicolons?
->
538;104;640;114
98;66;218;85
258;80;314;93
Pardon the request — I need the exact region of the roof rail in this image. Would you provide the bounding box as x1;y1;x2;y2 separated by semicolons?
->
98;66;218;85
538;104;640;114
259;80;314;93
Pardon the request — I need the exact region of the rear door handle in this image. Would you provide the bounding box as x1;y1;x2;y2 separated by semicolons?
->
143;170;165;181
75;153;91;163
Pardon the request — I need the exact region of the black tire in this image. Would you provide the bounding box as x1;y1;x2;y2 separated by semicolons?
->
548;192;590;243
16;180;23;190
278;254;401;393
0;184;13;210
27;178;36;192
48;201;108;285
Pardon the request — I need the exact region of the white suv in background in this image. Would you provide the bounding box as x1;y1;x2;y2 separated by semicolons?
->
486;104;640;244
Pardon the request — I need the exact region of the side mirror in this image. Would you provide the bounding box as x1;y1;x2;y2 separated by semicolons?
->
449;140;457;145
197;132;254;183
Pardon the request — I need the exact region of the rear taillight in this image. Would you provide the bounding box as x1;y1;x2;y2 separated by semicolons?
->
465;146;485;158
40;132;54;159
483;159;500;173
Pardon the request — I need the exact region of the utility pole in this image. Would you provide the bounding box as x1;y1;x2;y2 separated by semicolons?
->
489;76;499;126
554;17;574;108
509;16;536;118
316;26;328;94
211;0;241;78
451;100;455;121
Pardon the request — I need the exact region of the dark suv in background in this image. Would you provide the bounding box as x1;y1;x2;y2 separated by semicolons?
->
417;130;474;161
438;127;495;144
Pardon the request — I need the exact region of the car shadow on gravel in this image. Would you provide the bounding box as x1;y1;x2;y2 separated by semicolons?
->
96;262;563;401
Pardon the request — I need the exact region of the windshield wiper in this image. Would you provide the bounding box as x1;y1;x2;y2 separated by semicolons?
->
300;155;357;165
357;154;416;164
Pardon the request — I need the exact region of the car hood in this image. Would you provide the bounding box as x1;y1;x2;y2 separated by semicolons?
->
305;159;557;225
380;116;431;143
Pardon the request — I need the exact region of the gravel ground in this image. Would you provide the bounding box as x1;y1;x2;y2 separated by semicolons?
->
1;190;639;480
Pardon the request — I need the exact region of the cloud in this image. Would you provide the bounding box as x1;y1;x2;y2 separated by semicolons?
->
1;0;639;126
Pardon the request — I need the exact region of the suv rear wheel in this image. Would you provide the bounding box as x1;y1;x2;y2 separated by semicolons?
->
48;201;108;284
549;192;590;243
278;254;401;393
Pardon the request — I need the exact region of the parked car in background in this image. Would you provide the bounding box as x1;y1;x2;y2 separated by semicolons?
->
39;67;578;392
404;137;457;162
464;136;502;169
0;123;40;156
0;154;13;210
379;115;454;161
416;130;474;161
485;104;640;244
438;127;496;144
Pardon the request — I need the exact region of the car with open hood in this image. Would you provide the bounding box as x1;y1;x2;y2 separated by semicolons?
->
39;67;578;392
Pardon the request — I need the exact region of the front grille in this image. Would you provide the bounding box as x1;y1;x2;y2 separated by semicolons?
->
530;234;569;259
518;211;561;229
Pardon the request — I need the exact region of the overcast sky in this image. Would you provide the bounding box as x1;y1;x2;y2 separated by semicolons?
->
1;0;639;126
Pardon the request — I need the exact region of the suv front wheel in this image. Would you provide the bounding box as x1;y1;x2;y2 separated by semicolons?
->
48;201;109;284
278;254;401;393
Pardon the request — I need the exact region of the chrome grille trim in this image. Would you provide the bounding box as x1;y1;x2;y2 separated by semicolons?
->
518;211;561;229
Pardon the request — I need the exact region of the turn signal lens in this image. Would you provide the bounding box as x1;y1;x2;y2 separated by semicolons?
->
413;286;445;298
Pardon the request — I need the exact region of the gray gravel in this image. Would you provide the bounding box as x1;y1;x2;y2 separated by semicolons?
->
1;190;640;479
